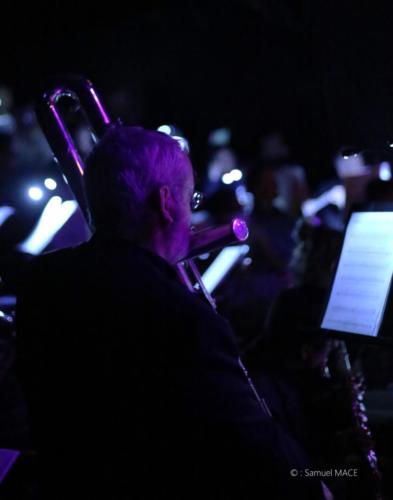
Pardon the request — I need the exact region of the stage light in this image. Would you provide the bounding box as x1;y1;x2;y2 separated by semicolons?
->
231;169;243;181
222;169;243;185
157;125;172;135
379;162;392;181
44;178;57;190
208;127;231;147
28;187;43;201
222;172;232;185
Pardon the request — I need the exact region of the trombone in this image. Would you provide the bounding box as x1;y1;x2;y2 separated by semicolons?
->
36;77;249;310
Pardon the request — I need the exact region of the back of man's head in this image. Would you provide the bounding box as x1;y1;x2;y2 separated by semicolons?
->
84;126;189;239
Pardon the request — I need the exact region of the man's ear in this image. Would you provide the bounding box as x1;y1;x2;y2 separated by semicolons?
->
159;185;174;223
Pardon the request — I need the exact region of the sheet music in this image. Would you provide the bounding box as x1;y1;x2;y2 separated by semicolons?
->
322;212;393;336
201;245;249;294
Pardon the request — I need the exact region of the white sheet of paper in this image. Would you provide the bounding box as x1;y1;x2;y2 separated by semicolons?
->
201;245;249;294
322;212;393;337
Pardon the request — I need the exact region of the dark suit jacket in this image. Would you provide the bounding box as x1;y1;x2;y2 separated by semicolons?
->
16;233;323;499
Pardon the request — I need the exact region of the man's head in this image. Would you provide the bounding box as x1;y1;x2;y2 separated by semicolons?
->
84;126;194;263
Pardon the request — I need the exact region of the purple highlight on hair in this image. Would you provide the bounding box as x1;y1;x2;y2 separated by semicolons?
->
84;126;192;234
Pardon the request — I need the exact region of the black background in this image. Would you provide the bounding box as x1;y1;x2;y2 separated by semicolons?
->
2;0;393;184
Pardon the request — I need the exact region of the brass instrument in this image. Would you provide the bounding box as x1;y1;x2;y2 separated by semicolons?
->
36;77;248;309
36;76;111;224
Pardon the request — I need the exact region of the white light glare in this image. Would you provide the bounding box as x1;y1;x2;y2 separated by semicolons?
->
379;162;392;181
221;169;243;185
222;173;232;185
231;169;243;181
28;187;43;201
44;178;57;190
157;125;172;135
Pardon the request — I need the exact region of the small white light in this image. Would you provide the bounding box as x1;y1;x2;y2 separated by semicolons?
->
28;187;43;201
343;155;349;160
208;127;231;146
222;172;233;185
379;162;392;181
230;169;243;181
44;178;57;190
157;125;172;135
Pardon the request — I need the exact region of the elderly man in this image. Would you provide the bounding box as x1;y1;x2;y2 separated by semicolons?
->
16;127;324;499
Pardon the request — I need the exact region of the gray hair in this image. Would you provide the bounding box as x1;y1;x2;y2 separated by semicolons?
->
84;126;191;237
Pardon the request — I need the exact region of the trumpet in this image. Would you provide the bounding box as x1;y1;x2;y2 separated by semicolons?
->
36;77;248;310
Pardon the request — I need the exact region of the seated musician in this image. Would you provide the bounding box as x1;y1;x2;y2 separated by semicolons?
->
16;126;326;499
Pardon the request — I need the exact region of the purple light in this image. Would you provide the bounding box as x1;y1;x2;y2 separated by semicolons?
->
232;218;249;242
89;87;111;125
